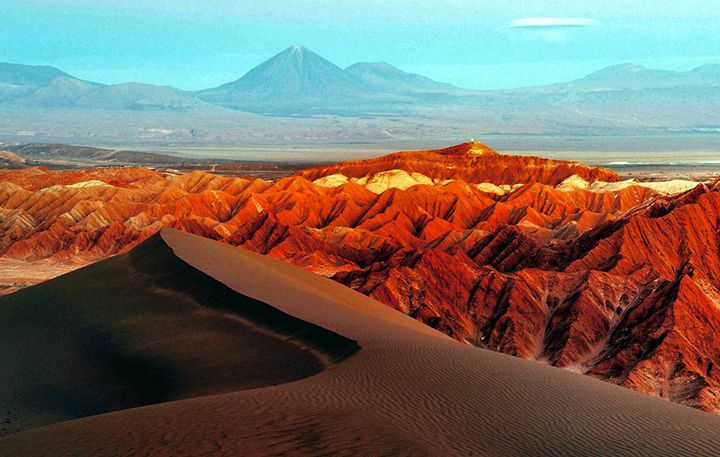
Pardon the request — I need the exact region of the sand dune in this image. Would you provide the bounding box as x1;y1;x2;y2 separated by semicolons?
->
0;232;357;435
2;229;720;455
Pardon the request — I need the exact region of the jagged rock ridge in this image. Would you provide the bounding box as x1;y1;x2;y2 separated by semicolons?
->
1;142;719;412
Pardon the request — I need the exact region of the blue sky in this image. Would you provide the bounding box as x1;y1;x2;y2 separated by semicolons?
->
2;0;719;90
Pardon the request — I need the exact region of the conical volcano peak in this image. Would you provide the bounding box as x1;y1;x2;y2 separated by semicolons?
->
435;141;499;157
195;44;366;111
286;45;310;59
271;45;324;66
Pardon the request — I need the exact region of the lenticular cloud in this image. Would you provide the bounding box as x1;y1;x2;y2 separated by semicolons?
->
509;17;598;28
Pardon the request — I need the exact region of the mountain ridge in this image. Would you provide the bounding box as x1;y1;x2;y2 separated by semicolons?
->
0;63;215;111
344;61;466;94
1;47;719;127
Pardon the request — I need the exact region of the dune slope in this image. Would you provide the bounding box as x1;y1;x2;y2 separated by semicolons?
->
2;229;720;455
0;232;357;435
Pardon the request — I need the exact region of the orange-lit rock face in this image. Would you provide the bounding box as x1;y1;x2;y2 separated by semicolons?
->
299;142;621;187
2;142;719;411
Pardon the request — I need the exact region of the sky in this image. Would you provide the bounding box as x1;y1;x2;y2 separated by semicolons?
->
2;0;720;90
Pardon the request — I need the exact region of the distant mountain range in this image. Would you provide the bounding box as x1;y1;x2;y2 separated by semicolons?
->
0;63;207;111
1;46;474;115
1;46;719;140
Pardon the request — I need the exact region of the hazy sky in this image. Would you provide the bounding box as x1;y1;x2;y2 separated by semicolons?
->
2;0;719;90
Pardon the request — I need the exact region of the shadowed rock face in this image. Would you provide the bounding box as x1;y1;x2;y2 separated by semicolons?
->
2;142;720;411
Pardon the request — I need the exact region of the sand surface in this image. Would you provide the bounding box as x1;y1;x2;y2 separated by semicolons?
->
2;229;720;455
0;234;356;435
557;174;704;195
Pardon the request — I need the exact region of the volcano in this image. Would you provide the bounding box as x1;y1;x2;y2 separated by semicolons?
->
196;45;372;114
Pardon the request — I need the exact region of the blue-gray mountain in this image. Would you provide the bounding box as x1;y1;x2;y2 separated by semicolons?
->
0;63;207;111
1;46;719;135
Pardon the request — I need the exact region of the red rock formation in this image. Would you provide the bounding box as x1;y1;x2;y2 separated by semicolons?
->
298;142;621;186
2;142;719;412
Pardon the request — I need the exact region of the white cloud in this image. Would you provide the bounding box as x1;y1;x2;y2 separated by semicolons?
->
509;17;599;28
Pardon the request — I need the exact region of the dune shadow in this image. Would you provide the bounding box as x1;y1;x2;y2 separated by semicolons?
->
0;233;359;435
